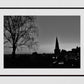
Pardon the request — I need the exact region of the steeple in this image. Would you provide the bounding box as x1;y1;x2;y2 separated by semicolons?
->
54;37;60;54
55;37;59;50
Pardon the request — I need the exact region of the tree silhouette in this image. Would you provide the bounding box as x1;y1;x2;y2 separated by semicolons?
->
4;16;38;57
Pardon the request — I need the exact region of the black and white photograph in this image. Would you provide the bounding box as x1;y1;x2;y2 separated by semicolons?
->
4;16;80;68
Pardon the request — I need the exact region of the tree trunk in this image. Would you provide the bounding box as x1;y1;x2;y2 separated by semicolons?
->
12;44;16;59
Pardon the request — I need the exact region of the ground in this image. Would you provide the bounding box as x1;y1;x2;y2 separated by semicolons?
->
4;54;80;68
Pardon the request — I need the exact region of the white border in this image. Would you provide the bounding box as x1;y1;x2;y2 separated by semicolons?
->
0;9;84;75
0;0;84;7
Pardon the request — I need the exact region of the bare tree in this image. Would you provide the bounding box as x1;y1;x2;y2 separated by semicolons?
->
4;16;38;57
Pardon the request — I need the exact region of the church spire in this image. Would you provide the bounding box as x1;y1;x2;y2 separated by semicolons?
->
55;37;59;50
54;37;60;54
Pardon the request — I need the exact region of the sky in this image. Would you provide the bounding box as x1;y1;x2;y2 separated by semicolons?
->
4;16;80;54
37;16;80;53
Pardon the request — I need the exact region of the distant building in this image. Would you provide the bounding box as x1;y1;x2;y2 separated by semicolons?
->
54;37;60;58
53;37;80;67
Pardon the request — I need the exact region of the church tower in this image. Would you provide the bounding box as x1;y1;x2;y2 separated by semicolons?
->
54;37;60;55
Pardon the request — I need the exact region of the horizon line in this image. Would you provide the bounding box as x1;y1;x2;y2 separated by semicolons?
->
4;46;80;54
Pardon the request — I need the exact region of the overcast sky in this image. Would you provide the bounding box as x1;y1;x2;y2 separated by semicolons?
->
37;16;80;53
4;16;80;54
